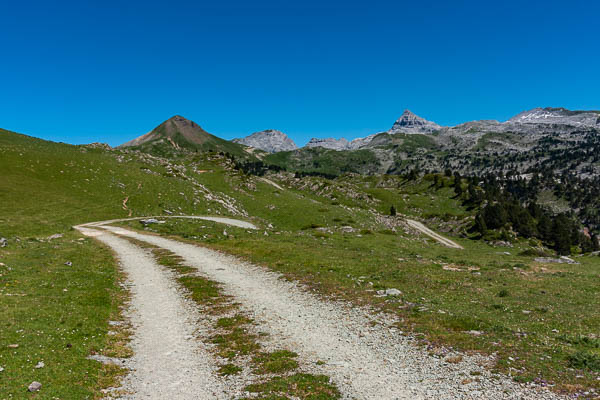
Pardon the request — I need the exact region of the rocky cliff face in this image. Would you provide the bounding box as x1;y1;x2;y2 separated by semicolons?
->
304;135;379;151
305;137;351;151
389;110;442;134
233;129;297;153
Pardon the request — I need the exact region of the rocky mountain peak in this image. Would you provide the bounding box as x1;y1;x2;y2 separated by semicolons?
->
169;115;196;126
508;107;600;127
233;129;298;153
389;110;441;134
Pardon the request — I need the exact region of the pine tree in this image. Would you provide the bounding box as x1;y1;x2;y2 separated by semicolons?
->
453;172;463;196
592;234;600;252
474;213;487;236
552;215;572;255
482;203;507;230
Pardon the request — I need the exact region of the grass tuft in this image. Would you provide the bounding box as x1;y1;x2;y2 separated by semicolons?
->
252;350;299;374
244;373;340;399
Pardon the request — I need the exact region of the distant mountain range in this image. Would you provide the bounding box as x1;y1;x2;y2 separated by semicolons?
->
118;107;600;180
228;107;600;153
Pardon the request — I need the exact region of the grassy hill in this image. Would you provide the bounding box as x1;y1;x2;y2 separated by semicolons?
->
1;127;599;396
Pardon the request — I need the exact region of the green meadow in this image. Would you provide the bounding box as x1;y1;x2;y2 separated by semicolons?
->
2;128;599;396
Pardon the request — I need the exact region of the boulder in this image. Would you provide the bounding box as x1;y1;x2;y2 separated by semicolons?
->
534;256;579;265
376;288;402;296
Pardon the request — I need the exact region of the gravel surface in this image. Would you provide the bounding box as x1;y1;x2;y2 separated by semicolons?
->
98;224;564;400
405;219;464;249
78;226;231;399
77;215;257;230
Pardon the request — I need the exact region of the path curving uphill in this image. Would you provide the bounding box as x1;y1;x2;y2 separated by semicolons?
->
76;215;258;230
405;219;464;249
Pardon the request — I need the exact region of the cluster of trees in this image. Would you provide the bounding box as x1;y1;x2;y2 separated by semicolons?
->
474;201;598;255
232;160;285;176
293;170;338;180
465;173;599;255
405;169;599;255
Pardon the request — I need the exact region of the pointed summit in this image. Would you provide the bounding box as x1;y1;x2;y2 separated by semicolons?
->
120;115;212;148
119;115;249;157
389;110;441;134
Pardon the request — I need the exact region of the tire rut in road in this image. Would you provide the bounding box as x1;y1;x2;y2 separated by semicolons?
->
79;227;231;399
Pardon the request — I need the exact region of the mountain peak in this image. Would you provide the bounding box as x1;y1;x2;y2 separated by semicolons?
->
120;115;211;148
165;115;203;130
508;107;600;127
389;110;441;134
233;129;298;153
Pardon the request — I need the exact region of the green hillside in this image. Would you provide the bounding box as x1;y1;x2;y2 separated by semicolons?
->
1;128;600;396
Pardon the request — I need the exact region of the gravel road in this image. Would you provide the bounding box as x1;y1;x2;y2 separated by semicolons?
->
90;222;562;400
405;219;464;249
78;215;257;230
77;226;231;399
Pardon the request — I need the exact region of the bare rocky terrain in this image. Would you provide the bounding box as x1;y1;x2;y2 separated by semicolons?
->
233;129;298;153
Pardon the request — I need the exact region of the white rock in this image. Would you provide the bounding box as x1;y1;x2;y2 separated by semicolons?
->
28;381;42;392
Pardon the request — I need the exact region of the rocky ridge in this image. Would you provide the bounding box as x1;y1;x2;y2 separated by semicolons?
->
258;107;600;152
233;129;297;153
305;135;379;151
508;107;600;127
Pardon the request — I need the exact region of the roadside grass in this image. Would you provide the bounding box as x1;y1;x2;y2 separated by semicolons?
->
0;232;129;398
125;218;600;394
121;237;341;399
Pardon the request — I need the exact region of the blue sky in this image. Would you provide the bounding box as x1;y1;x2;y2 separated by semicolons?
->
1;0;599;147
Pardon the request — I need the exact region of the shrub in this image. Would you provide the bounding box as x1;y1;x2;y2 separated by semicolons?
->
568;351;600;371
519;248;552;257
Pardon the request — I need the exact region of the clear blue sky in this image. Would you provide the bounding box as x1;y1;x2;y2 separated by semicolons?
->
1;0;599;147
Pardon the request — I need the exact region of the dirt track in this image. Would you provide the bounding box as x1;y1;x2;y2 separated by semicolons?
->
75;217;561;399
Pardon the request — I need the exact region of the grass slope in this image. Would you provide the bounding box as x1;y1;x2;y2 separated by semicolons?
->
0;232;127;398
2;127;600;396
